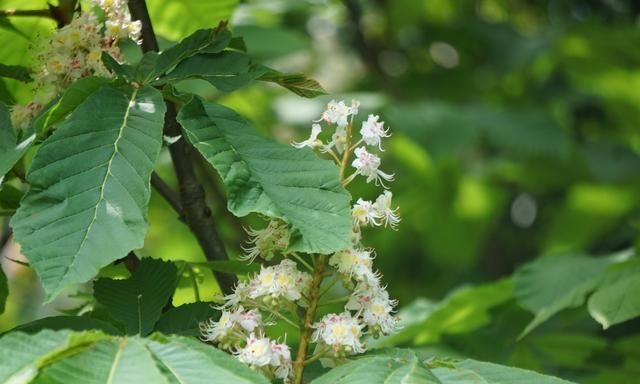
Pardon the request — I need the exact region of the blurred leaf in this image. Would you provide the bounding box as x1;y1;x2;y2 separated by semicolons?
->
588;270;640;329
32;76;111;136
94;258;178;336
0;102;34;185
431;358;575;383
0;63;31;82
258;69;326;98
146;0;238;41
513;251;628;337
9;316;122;335
528;332;607;369
155;302;219;336
0;265;6;315
191;260;259;275
233;25;309;60
177;97;352;254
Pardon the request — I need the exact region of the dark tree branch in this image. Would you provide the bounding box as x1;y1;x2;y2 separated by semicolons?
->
128;0;237;295
151;172;183;217
0;0;78;28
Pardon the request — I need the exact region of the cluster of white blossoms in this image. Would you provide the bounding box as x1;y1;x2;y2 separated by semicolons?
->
201;99;400;381
10;0;141;130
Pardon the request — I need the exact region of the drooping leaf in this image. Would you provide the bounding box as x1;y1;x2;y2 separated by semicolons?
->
0;102;34;184
162;51;266;92
155;302;220;336
258;68;326;98
310;349;441;384
146;0;238;41
588;270;640;329
513;252;624;337
177;97;352;254
9;315;122;335
0;63;32;82
430;358;575;384
32;76;111;135
94;258;178;336
0;330;269;384
151;27;232;80
0;265;7;315
11;86;166;301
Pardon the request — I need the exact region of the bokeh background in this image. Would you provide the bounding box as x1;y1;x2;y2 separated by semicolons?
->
1;0;640;382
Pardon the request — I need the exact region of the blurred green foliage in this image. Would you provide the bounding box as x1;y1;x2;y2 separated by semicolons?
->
1;0;640;383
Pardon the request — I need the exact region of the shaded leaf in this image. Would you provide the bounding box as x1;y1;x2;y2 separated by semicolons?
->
177;97;352;254
94;258;178;336
259;68;326;98
9;315;122;335
0;63;31;82
0;102;34;184
431;359;575;383
588;270;640;329
11;86;166;301
155;302;219;336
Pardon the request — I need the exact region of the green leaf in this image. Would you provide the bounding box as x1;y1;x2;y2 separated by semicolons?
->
0;265;7;315
155;302;220;336
152;28;231;80
258;68;326;98
190;260;260;275
32;76;111;136
431;359;575;383
101;52;135;81
0;330;269;383
374;279;513;347
311;349;440;384
11;86;166;301
94;258;178;336
588;270;640;329
233;25;309;60
0;102;34;184
513;253;622;337
9;315;122;335
162;51;266;92
146;0;238;41
0;63;32;82
177;97;352;254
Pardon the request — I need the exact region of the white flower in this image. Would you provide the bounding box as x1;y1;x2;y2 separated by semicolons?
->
221;281;251;308
350;99;361;116
329;248;379;285
235;333;274;367
323;124;347;154
360;114;390;150
248;259;312;303
319;99;355;127
241;221;290;262
293;123;323;149
346;285;399;336
373;191;400;229
351;147;394;186
200;306;263;343
352;198;381;227
269;341;292;381
312;312;366;354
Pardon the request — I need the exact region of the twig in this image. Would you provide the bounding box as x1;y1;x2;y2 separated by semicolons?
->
128;0;237;295
151;172;183;217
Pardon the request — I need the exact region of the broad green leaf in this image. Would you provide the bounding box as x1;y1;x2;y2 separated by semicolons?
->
513;253;622;337
9;316;122;335
374;279;513;347
11;86;166;301
311;349;440;384
155;302;219;336
177;97;352;254
32;76;111;135
101;52;135;81
0;265;7;315
152;28;231;80
431;359;575;383
94;258;178;336
0;63;31;82
162;51;266;92
146;0;238;41
146;334;270;384
0;102;35;184
0;330;268;384
588;270;640;329
258;69;326;98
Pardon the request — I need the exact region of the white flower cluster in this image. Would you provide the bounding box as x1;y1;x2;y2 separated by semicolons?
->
292;99;400;358
241;220;290;262
10;0;140;130
202;259;309;382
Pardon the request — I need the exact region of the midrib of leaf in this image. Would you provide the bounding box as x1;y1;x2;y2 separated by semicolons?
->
106;338;128;384
52;88;139;293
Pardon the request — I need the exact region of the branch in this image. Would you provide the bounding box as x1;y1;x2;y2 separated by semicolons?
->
151;172;183;216
0;0;78;28
128;0;237;295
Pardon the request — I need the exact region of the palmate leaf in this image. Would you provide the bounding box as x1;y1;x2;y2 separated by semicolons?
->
94;258;179;336
0;330;268;384
11;85;166;301
0;102;35;185
177;97;352;254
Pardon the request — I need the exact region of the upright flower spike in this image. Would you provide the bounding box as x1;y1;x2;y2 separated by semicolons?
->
360;114;390;150
311;312;366;355
351;146;395;186
346;284;400;337
233;333;293;382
